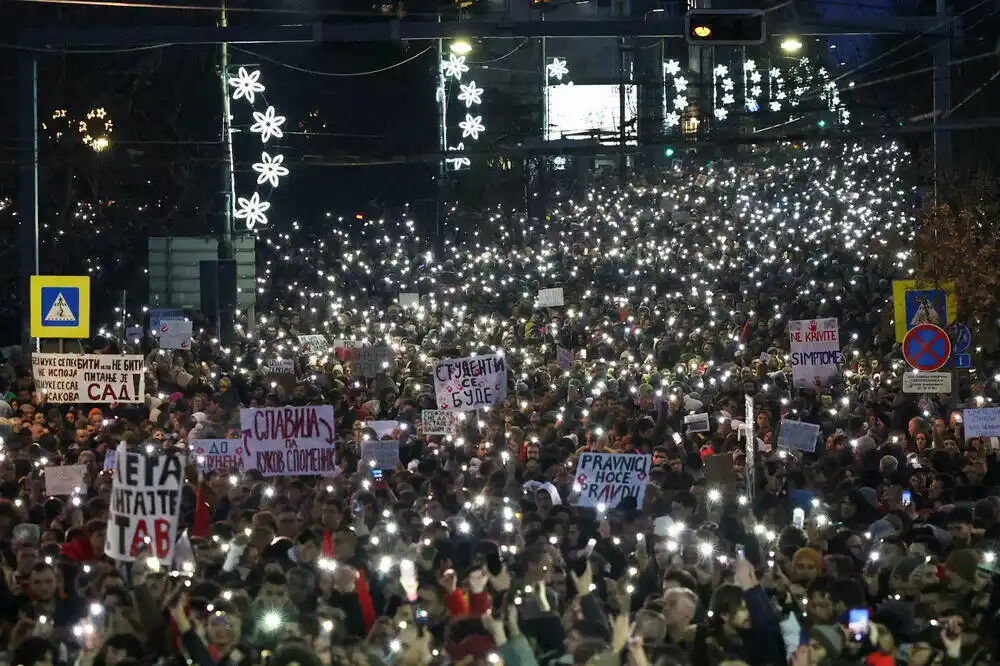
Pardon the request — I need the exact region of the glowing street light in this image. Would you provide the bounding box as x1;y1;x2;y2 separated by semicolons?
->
450;39;473;55
780;37;803;53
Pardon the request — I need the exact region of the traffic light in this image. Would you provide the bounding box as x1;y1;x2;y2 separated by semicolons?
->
685;9;766;46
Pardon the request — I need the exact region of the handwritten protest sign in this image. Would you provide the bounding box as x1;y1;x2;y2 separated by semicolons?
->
266;359;294;375
777;419;821;453
240;405;337;476
361;440;401;470
537;288;564;308
421;410;458;436
963;407;1000;438
433;354;508;410
352;346;391;378
788;318;842;389
297;335;330;355
399;293;420;309
362;421;401;440
32;354;145;404
159;319;192;350
103;449;117;471
572;453;651;509
190;439;250;473
45;465;86;496
106;445;185;563
684;413;710;433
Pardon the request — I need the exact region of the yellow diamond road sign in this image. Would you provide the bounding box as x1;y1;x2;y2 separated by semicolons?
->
30;275;91;339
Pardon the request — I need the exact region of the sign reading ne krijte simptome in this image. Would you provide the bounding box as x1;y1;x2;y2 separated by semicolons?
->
433;354;508;410
31;353;145;404
572;453;651;509
240;405;337;476
106;446;185;563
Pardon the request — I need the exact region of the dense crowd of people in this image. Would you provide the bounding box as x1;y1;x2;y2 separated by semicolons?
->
1;140;998;666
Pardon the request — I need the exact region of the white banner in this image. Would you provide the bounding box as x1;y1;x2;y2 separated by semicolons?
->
32;354;146;403
684;413;710;433
240;405;337;476
159;320;192;350
105;445;185;563
266;359;294;375
190;439;251;473
537;288;565;308
572;453;651;509
399;293;420;309
45;465;86;496
421;409;459;436
433;354;508;411
788;318;842;389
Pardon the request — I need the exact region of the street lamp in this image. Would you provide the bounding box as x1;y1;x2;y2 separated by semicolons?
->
450;39;473;55
780;37;803;53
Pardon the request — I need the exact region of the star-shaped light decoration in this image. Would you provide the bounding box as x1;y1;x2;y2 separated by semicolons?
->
665;111;681;128
714;107;729;120
673;77;688;92
672;95;688;110
234;191;271;229
252;152;290;188
714;65;729;77
664;60;682;76
458;114;485;141
446;143;471;170
457;81;484;108
442;54;470;80
546;58;570;82
250;106;286;143
228;67;265;104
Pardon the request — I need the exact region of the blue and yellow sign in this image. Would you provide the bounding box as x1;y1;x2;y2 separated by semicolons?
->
30;275;91;339
892;279;957;343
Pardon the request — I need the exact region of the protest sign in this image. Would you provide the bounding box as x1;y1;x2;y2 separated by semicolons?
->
361;439;401;470
266;359;294;375
684;413;710;433
45;465;85;496
902;372;951;394
398;293;420;308
788;318;842;389
158;319;192;350
352;346;391;378
556;346;574;370
777;419;821;453
362;421;401;440
32;353;145;403
572;453;651;509
963;407;1000;438
149;308;183;332
537;288;565;308
105;445;185;562
103;449;117;471
297;335;330;355
433;354;508;410
240;405;337;476
421;409;458;436
190;439;250;473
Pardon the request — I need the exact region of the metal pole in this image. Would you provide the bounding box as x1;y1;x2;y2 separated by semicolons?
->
932;0;952;204
618;35;627;188
437;35;446;240
18;53;40;354
218;1;236;343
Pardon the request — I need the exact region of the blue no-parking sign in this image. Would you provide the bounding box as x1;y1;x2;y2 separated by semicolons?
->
903;323;951;372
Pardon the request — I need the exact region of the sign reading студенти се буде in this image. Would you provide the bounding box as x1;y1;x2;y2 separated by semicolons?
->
572;453;652;509
433;353;508;410
240;405;337;476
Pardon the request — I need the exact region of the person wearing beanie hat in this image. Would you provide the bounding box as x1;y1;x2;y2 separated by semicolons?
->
807;625;843;664
870;600;915;657
945;548;981;592
792;547;823;586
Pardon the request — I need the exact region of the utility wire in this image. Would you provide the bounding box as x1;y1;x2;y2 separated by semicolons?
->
232;45;433;77
944;68;1000;117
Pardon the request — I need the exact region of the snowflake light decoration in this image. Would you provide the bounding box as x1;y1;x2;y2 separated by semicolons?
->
442;54;470;80
228;67;265;104
252;152;289;188
459;114;485;141
229;67;293;231
546;58;569;82
250;106;286;143
446;143;471;170
713;65;734;124
234;191;271;230
664;59;682;77
744;60;760;112
457;81;484;108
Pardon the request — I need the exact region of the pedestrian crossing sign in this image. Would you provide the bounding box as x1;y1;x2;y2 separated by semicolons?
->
30;275;90;338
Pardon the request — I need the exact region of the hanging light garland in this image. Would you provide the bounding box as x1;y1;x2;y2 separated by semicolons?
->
712;64;734;121
664;59;688;129
441;53;486;171
228;66;291;230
